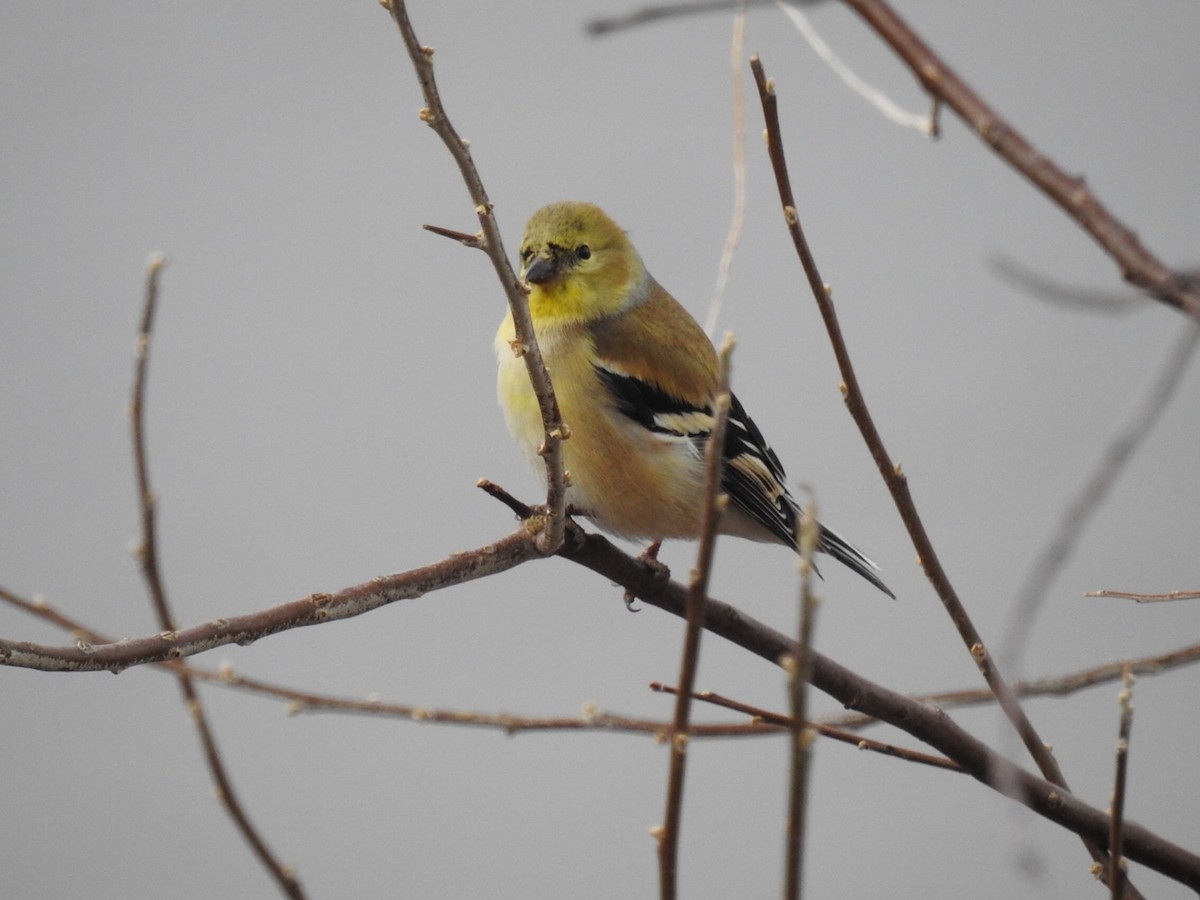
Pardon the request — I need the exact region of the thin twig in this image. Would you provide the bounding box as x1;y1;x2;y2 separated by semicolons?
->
657;335;735;900
772;0;934;134
587;0;764;35
704;1;748;337
130;257;304;900
1000;318;1200;672
1109;666;1135;900
476;478;535;519
381;0;569;553
785;497;821;900
990;256;1151;316
818;639;1200;730
423;223;484;249
747;55;1134;895
651;683;959;771
1087;589;1200;604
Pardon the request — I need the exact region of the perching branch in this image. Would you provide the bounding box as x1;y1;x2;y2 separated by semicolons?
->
3;521;1197;887
564;532;1200;891
0;529;542;673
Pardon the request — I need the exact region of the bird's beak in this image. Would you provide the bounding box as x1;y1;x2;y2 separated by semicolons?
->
523;253;556;285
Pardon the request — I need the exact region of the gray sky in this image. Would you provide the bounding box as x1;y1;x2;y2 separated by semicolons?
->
2;2;1198;897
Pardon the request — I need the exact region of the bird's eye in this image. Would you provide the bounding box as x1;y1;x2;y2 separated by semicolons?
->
576;245;591;261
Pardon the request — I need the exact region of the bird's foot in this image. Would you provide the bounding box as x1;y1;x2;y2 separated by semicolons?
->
624;539;669;611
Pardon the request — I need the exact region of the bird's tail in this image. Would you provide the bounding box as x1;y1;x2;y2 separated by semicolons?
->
817;524;895;599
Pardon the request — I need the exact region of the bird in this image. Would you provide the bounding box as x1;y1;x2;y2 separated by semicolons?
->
495;201;893;598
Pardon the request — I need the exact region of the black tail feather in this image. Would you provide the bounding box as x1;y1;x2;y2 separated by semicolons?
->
817;525;895;599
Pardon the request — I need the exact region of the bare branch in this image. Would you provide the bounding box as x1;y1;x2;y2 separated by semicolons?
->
0;583;951;757
747;53;1135;894
3;526;1197;887
819;640;1200;730
0;529;541;673
476;478;536;519
3;580;1178;776
422;223;484;249
653;683;960;771
561;531;1200;890
990;256;1152;316
380;0;569;553
590;0;1200;318
1086;589;1200;604
657;336;734;900
129;257;305;900
840;0;1200;320
1000;318;1200;668
0;586;766;740
704;3;748;337
773;0;934;134
1108;666;1135;900
587;0;768;35
785;496;821;900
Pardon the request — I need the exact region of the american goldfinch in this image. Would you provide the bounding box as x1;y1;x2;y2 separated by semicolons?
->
496;201;893;598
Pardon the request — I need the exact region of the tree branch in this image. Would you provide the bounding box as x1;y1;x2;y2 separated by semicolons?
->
657;336;734;900
561;532;1200;891
818;639;1200;730
748;53;1136;895
589;0;1200;319
840;0;1200;320
130;257;304;900
785;496;821;900
1000;317;1199;669
2;525;1196;888
0;529;541;672
1108;666;1135;900
380;0;569;553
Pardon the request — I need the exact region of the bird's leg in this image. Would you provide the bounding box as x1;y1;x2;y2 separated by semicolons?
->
623;539;668;611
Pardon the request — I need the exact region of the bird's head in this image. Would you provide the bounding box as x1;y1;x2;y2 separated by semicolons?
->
519;201;648;326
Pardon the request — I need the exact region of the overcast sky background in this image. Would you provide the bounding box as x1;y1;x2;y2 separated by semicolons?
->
2;2;1198;898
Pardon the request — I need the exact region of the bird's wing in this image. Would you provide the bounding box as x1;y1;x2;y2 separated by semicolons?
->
595;366;895;597
593;365;795;539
